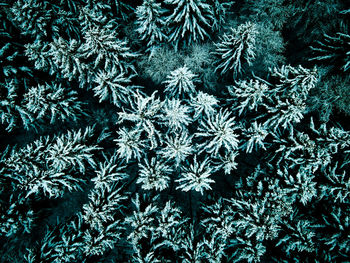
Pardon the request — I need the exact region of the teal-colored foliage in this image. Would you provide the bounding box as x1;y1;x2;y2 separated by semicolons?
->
1;0;350;262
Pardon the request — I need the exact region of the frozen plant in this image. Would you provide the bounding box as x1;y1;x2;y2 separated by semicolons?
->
48;37;86;81
92;66;135;106
25;38;51;71
0;79;32;131
310;30;350;72
137;157;173;191
80;26;137;73
46;127;99;173
125;194;159;247
160;98;192;131
11;0;52;37
114;127;146;163
176;156;215;195
23;82;84;124
164;0;214;47
159;132;194;167
118;90;163;148
196;109;239;156
163;65;197;98
135;0;167;47
214;22;258;77
189;91;218;119
242;121;268;153
82;183;126;230
215;151;239;175
270;65;318;99
228;79;270;116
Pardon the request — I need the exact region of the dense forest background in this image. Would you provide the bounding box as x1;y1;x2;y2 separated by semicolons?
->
0;0;350;262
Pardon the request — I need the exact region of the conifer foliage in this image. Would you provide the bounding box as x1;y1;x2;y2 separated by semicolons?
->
1;0;350;262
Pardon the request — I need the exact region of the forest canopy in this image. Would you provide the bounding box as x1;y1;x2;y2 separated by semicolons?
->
0;0;349;262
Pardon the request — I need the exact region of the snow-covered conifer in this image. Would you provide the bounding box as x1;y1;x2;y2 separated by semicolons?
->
80;26;137;73
215;151;239;175
0;193;34;237
160;98;192;131
176;156;215;194
0;79;32;131
114;127;146;163
48;37;86;81
228;79;270;116
118;91;163;148
270;65;318;99
23;82;84;124
208;0;233;31
159;132;194;166
195;109;239;156
164;0;214;47
280;166;317;206
93;66;135;106
25;38;51;71
214;22;258;77
153;201;185;250
163;65;197;98
321;163;349;203
125;194;159;247
11;0;52;37
310;31;350;72
3;127;99;198
189;91;218;119
135;0;167;47
277;217;318;255
137;157;173;191
242;121;268;153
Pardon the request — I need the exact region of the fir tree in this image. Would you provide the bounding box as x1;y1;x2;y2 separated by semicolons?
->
164;0;214;47
214;22;258;77
23;82;84;124
176;156;215;194
135;0;167;48
163;65;197;98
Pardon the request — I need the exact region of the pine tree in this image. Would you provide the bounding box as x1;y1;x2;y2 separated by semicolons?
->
164;0;214;47
117;90;163;149
189;91;218;120
2;127;100;198
159;131;194;166
10;0;52;37
195;109;239;156
92;66;135;106
137;157;173;191
176;156;215;194
80;25;138;73
163;65;197;98
114;127;146;163
25;38;52;72
0;79;33;131
23;82;84;124
228;79;270;116
160;98;192;131
135;0;167;47
214;22;258;77
47;37;86;81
